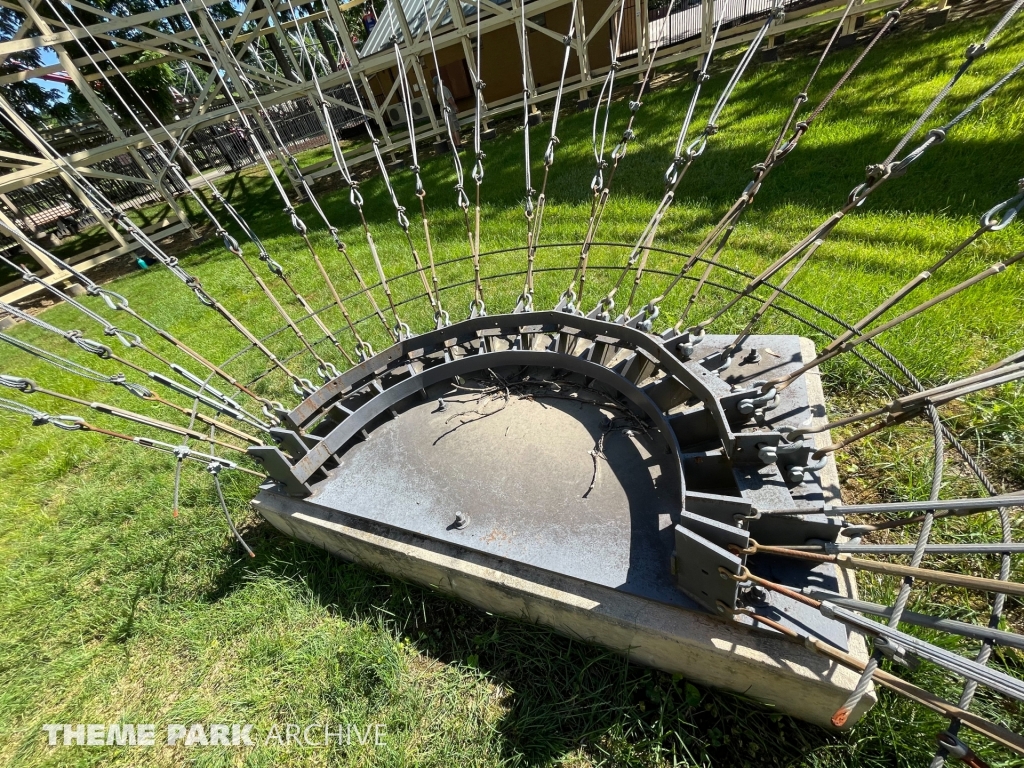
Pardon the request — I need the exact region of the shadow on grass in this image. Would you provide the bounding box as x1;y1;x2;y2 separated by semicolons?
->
201;517;846;767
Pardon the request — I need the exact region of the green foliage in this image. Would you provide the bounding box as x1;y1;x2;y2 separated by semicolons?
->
1;7;1024;768
121;50;179;124
0;9;80;148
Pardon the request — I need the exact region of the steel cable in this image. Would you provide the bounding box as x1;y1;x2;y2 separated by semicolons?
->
518;0;581;311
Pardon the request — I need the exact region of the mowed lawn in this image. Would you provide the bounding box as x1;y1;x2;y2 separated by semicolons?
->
2;4;1024;767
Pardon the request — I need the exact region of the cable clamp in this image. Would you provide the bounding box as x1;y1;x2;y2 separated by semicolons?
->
980;187;1024;231
67;330;113;359
872;636;919;669
965;42;986;61
317;361;339;382
95;288;129;311
49;414;86;431
637;302;659;333
107;326;141;347
356;341;374;361
864;163;890;184
0;375;35;392
221;231;242;254
124;381;153;399
674;326;705;358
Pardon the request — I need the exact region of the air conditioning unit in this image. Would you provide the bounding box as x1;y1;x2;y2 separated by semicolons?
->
386;97;430;126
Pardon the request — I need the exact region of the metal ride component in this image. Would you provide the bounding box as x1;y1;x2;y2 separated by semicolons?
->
2;0;1024;762
251;317;846;639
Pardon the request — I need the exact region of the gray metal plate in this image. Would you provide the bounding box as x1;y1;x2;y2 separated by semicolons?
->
293;333;851;651
309;383;696;608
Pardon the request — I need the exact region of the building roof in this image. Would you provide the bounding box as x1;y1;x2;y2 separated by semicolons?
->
361;0;485;56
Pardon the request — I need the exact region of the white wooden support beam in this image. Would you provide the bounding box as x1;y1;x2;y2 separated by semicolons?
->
0;149;45;165
19;0;194;234
584;0;621;46
0;92;128;249
0;0;906;209
410;54;441;132
842;0;866;35
572;0;590;105
0;208;63;276
269;2;306;81
77;167;166;186
392;0;416;45
636;0;649;69
201;9;306;197
701;0;715;66
0;220;189;304
317;2;395;152
0;1;37;67
392;0;440;133
0;0;214;58
510;0;537;98
325;0;360;67
449;0;493;136
230;0;263;47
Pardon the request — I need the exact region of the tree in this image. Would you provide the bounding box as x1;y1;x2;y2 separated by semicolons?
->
1;9;84;150
50;0;239;128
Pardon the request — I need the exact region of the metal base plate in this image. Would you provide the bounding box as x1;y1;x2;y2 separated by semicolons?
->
310;374;687;606
294;334;850;649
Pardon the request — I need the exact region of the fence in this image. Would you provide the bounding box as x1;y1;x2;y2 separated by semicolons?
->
181;83;370;173
650;0;821;50
1;149;178;243
1;0;887;302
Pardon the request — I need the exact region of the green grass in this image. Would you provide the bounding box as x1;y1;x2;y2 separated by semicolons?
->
2;5;1024;766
